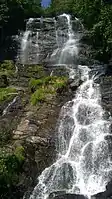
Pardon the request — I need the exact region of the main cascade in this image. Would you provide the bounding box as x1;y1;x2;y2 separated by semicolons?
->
29;14;112;199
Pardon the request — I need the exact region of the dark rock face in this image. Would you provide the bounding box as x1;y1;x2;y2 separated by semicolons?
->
49;193;87;199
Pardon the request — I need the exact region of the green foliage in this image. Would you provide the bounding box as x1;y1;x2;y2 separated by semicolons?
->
27;65;45;78
53;77;68;89
0;87;17;102
49;0;74;15
29;78;43;91
0;127;11;144
0;146;25;195
30;75;68;105
0;0;42;36
0;1;9;25
14;146;25;162
0;60;15;76
1;60;14;70
31;87;53;105
49;0;112;63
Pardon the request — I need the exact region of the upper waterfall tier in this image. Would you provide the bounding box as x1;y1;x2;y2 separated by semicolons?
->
17;15;83;65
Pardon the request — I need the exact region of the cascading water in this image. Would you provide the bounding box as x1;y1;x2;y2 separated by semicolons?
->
58;14;78;64
19;18;40;64
29;14;112;199
20;30;31;64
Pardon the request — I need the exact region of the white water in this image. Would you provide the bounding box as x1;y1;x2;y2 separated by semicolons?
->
29;14;112;199
20;18;39;64
2;96;18;116
20;30;31;64
58;14;78;65
21;30;31;51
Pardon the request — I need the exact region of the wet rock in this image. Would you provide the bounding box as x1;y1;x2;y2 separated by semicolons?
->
13;118;40;140
49;193;87;199
100;75;112;115
68;79;82;91
26;136;48;146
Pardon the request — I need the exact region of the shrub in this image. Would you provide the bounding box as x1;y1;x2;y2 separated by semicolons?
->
29;78;43;91
53;77;68;89
0;87;17;102
0;146;25;194
31;87;55;105
30;76;68;105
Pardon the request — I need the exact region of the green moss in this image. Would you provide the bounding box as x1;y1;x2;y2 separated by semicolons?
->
30;76;68;105
0;60;15;76
0;87;17;103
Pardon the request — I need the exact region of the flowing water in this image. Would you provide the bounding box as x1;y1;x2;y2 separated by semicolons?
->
29;14;112;199
19;18;40;64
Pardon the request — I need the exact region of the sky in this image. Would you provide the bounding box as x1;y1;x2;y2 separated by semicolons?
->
41;0;51;7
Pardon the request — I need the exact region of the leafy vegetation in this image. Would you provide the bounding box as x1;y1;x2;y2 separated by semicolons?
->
26;65;45;78
0;146;25;197
0;0;42;37
30;76;68;105
0;60;15;76
0;87;17;102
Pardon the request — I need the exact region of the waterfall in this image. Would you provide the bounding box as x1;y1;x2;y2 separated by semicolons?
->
58;15;78;65
29;14;112;199
19;18;39;64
